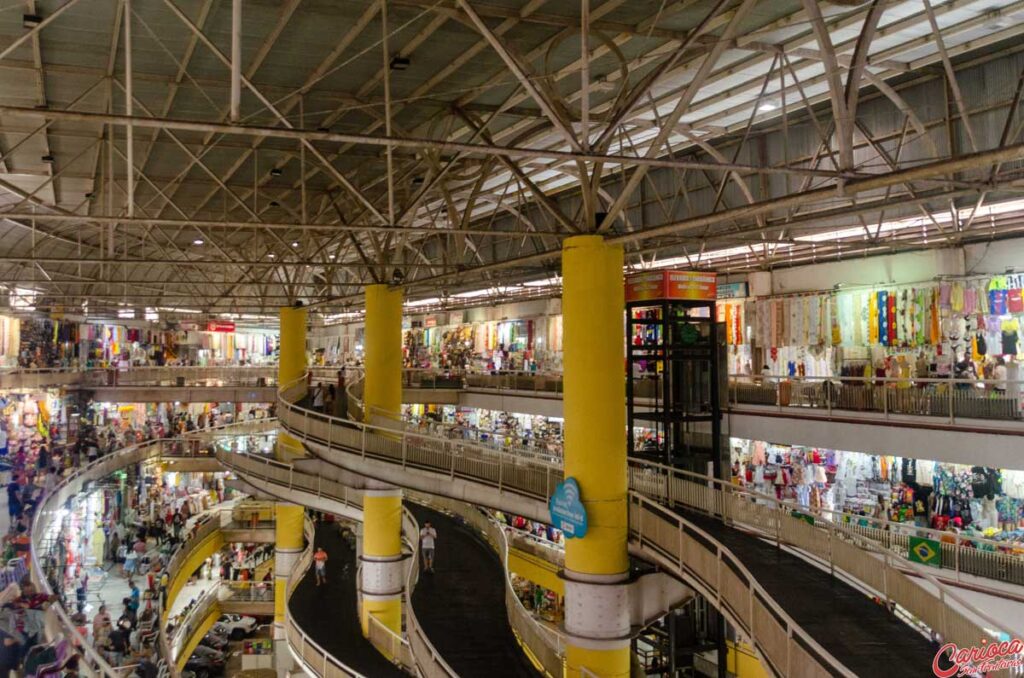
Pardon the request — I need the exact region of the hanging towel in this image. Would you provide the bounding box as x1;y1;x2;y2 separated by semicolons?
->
950;283;964;313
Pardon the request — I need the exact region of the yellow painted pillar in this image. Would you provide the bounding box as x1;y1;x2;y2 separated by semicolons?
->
363;284;403;423
278;305;308;388
360;286;405;651
359;489;404;644
561;235;630;678
274;306;308;646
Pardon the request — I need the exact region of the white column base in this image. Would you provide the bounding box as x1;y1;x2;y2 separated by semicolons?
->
563;569;631;642
359;555;405;597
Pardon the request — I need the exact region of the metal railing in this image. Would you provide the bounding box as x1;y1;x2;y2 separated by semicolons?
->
339;372;1024;588
0;364;277;390
409;493;565;677
401;510;458;678
164;518;222;607
629;493;856;677
167;586;220;662
277;374;1014;673
214;448;366;511
727;373;1024;424
283;518;370;677
635;463;1024;587
30;420;266;677
108;365;277;387
357;367;1024;429
626;462;1014;640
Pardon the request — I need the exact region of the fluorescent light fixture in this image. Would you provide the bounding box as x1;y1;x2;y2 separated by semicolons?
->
404;297;441;308
522;276;560;288
193;239;204;245
291;242;299;247
144;307;159;321
158;306;201;314
117;308;135;319
452;288;491;299
268;253;276;258
757;101;778;112
10;287;38;310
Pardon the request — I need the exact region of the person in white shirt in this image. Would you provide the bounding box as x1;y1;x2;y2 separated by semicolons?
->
994;357;1008;393
419;522;437;573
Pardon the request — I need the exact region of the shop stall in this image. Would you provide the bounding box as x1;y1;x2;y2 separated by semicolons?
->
730;437;1024;551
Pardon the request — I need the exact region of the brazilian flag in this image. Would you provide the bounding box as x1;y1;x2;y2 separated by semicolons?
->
908;536;942;568
791;510;815;526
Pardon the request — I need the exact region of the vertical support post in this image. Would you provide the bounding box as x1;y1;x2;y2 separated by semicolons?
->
381;0;395;225
230;0;242;122
124;0;134;218
274;304;307;670
361;283;404;645
562;235;630;678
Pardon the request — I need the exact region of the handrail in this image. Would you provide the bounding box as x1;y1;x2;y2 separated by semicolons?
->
277;373;1014;671
218;448;425;675
628;463;1014;640
627;458;1024;587
167;586;220;662
408;493;565;677
629;493;856;677
309;372;1024;588
283;517;370;678
0;364;277;390
31;420;267;677
401;509;458;678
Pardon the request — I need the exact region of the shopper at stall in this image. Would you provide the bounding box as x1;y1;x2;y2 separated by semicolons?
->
92;604;111;642
312;382;325;412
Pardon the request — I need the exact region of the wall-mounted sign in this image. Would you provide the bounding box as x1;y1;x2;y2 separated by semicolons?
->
625;270;717;302
206;321;236;333
424;316;438;328
549;477;588;538
717;282;748;299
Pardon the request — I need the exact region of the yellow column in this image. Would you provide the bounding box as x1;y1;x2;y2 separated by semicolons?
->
278;305;308;388
562;235;630;677
359;489;403;639
363;284;403;423
275;306;308;641
359;286;405;651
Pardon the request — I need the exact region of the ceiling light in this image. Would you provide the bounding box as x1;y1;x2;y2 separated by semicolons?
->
268;253;276;258
23;14;42;28
193;239;204;245
390;56;410;71
269;168;283;177
328;254;336;259
757;101;778;112
291;242;299;247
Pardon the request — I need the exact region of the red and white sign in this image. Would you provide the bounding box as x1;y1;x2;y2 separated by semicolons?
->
206;320;236;333
625;270;717;302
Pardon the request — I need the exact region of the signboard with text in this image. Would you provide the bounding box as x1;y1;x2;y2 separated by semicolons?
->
549;477;588;539
717;282;748;299
625;270;717;302
206;321;236;333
